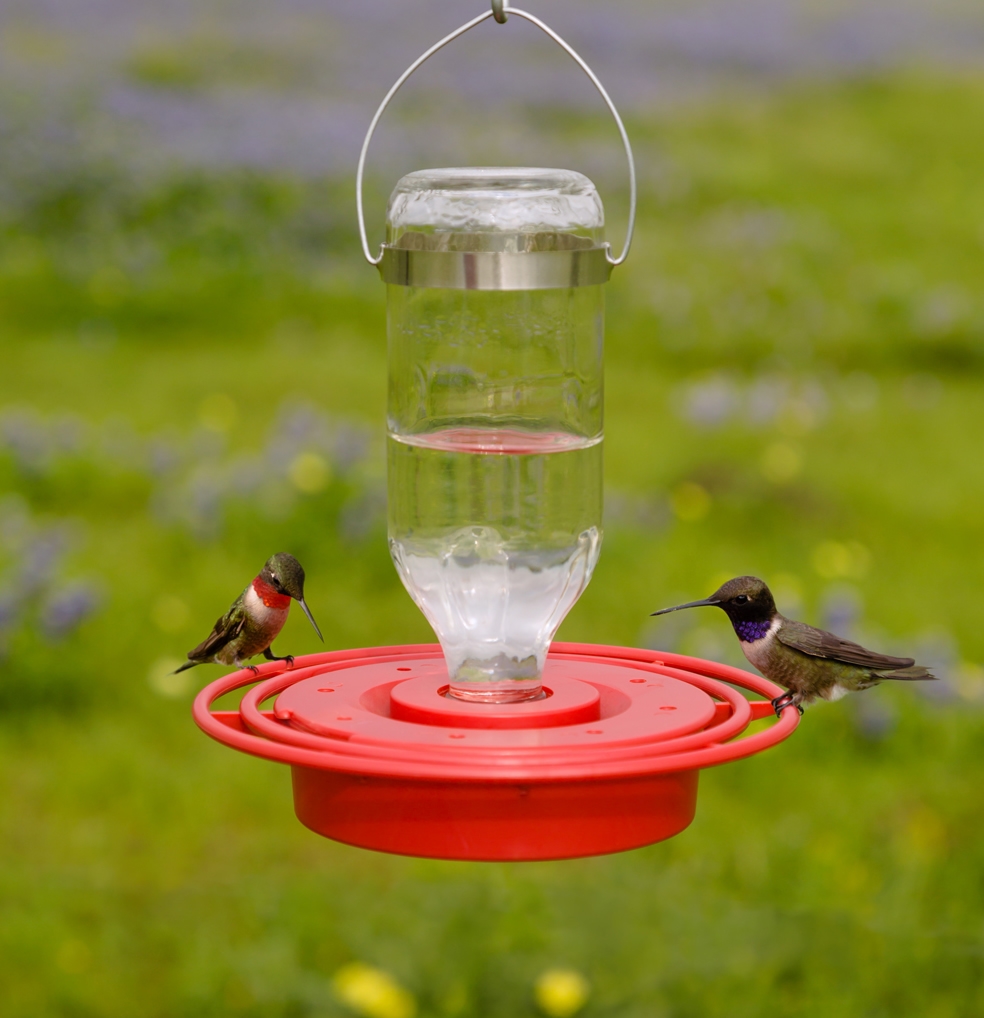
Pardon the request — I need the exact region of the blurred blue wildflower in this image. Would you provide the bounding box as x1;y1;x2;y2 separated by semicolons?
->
338;483;387;543
17;530;71;595
820;584;863;639
0;588;18;632
41;582;102;640
0;495;102;655
0;409;50;472
680;376;739;428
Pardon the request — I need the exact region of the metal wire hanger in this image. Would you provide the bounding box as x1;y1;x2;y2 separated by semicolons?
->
356;0;637;270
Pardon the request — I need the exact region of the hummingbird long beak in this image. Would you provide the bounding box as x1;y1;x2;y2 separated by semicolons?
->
651;597;721;616
298;598;324;642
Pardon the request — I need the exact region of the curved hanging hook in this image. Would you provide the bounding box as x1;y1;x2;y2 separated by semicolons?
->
356;4;636;269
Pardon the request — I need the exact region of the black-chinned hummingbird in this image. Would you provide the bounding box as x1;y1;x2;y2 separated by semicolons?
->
174;552;323;674
652;576;936;716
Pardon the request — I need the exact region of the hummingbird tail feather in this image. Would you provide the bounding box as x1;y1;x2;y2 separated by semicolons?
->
875;665;936;681
171;660;203;675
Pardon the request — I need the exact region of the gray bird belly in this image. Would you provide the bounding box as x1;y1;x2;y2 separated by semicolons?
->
216;610;288;664
757;643;871;699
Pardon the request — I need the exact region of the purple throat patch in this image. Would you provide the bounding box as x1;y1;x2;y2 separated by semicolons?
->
734;619;772;643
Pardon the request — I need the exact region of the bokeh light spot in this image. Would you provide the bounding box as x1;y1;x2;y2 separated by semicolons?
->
534;968;590;1018
772;572;804;616
955;662;984;701
151;594;190;633
289;451;331;493
333;962;416;1018
670;481;711;521
199;393;239;433
147;658;192;698
812;540;871;579
760;441;803;483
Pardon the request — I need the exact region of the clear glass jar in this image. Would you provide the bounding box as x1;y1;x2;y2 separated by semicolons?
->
385;168;606;702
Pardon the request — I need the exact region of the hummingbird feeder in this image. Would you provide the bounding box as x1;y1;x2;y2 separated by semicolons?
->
194;1;799;861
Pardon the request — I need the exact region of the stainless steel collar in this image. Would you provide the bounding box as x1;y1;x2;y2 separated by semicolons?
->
378;245;612;289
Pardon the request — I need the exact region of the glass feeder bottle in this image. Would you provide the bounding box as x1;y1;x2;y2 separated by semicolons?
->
357;2;636;703
385;168;607;702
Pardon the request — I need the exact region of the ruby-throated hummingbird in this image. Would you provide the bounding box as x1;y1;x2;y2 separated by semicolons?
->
174;553;323;674
652;576;936;716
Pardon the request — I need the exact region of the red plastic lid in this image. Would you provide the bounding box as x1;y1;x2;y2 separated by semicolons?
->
192;644;799;860
193;643;798;783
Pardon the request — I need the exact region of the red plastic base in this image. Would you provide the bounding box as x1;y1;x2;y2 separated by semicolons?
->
292;768;698;861
193;643;799;861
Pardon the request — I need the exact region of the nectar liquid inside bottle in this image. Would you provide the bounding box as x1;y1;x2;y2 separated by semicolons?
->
388;426;602;702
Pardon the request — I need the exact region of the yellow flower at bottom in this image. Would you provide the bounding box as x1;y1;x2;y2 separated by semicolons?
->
534;968;590;1018
333;962;416;1018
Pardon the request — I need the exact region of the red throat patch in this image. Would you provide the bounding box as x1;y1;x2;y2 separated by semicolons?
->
252;577;292;610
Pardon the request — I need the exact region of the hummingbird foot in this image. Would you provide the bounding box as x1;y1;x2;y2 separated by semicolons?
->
263;648;295;668
244;664;261;676
771;693;804;718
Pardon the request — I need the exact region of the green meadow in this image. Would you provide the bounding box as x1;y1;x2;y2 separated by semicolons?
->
1;74;983;1016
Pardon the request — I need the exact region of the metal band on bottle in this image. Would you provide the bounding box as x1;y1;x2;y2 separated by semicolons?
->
378;246;612;290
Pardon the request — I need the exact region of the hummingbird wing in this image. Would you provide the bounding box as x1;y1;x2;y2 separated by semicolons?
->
187;604;248;662
776;618;916;670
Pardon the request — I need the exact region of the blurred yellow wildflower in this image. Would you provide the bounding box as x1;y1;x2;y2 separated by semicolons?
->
333;962;416;1018
955;662;984;701
812;540;871;579
151;594;190;633
670;481;711;521
147;657;191;698
199;392;238;432
760;441;802;483
771;572;804;615
289;451;332;493
533;967;590;1018
900;805;947;865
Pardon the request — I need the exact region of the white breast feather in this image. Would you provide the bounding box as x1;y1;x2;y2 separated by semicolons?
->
245;585;289;626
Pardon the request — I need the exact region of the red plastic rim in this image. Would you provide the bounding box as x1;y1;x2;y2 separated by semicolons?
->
192;643;798;782
192;644;799;860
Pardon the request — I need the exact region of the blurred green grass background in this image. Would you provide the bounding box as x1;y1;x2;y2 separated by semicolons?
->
2;70;984;1016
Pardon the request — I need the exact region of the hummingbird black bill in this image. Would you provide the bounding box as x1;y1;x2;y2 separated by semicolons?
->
298;598;324;642
651;597;721;616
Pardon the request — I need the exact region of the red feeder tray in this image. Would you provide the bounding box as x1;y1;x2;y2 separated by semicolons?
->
193;643;799;861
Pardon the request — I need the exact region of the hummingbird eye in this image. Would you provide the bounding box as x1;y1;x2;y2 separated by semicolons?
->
733;594;749;604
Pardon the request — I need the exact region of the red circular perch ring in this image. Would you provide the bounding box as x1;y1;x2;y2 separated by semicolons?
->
193;643;799;861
